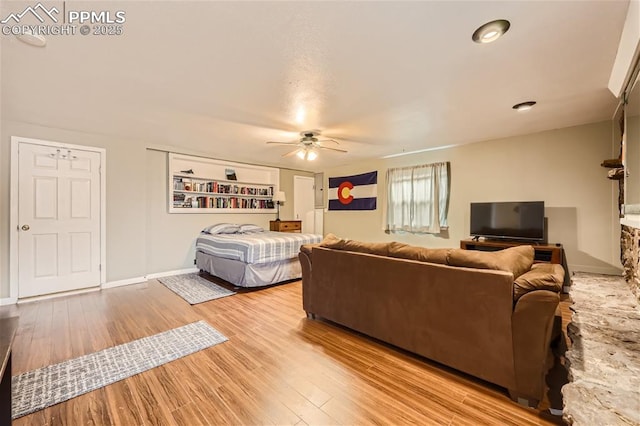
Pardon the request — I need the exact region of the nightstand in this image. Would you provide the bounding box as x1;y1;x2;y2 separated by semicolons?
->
269;220;302;233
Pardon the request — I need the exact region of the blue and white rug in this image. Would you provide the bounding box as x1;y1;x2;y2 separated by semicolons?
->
158;273;236;304
12;320;227;419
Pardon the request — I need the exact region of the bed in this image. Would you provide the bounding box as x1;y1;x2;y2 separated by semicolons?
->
195;223;322;287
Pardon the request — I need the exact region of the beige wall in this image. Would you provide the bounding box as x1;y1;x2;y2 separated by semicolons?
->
322;121;622;275
0;124;314;297
0;118;621;298
0;120;149;296
145;149;313;275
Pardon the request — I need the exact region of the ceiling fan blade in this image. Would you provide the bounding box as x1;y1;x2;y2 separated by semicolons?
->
266;141;297;145
318;146;348;153
282;148;301;158
317;139;340;145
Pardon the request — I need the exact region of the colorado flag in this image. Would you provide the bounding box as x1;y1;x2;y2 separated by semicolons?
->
328;171;377;210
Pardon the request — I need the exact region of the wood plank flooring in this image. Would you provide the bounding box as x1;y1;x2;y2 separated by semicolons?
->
0;279;567;425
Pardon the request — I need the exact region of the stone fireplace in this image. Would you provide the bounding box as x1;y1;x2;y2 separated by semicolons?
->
622;224;640;300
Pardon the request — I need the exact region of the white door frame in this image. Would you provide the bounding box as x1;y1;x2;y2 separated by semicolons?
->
9;136;107;301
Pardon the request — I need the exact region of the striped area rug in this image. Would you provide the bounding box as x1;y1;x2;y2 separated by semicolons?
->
158;273;236;304
12;320;227;419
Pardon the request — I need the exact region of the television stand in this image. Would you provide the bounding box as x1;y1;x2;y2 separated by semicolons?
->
460;239;563;264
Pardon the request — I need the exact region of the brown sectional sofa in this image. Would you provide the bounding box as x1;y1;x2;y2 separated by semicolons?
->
299;234;564;406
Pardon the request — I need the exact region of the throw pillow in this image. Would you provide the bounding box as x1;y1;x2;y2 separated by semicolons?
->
446;245;534;279
513;263;564;301
239;224;264;233
202;223;240;234
388;244;450;265
319;234;392;256
319;233;344;248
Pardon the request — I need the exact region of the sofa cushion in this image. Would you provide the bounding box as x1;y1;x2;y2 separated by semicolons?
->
300;243;320;256
513;263;564;301
388;244;450;265
446;245;534;279
319;234;392;256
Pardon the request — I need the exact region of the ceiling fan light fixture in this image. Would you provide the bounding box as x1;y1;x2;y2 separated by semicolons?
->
296;149;306;159
512;101;537;111
472;19;510;44
306;150;318;161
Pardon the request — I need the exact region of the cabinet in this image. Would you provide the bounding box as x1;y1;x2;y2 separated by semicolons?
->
169;153;279;214
270;220;302;233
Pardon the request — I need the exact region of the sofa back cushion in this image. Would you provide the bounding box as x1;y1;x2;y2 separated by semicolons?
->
388;244;450;265
446;245;534;279
513;263;564;301
319;233;392;256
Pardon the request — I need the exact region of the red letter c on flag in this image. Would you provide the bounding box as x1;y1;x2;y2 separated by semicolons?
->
338;181;354;205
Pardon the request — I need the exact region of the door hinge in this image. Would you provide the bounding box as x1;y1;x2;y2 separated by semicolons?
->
99;264;102;271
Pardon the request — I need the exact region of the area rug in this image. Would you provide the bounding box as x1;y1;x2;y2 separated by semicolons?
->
12;320;227;419
158;272;235;304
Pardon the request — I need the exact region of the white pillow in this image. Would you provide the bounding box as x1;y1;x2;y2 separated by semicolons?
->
239;224;264;233
202;223;240;234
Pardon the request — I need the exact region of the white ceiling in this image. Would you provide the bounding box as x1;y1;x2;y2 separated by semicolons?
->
1;0;630;171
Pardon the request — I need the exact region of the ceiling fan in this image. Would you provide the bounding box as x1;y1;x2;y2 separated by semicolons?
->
266;130;347;160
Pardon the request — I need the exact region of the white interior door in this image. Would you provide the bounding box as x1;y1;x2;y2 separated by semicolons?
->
17;142;102;298
294;176;315;234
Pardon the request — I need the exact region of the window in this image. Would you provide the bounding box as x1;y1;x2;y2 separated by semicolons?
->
385;162;450;234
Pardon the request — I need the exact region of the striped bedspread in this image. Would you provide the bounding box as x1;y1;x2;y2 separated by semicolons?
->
196;232;322;264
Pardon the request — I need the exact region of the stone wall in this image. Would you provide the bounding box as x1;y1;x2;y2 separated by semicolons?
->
621;224;640;300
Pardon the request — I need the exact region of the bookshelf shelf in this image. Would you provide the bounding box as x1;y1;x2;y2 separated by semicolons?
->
168;153;279;214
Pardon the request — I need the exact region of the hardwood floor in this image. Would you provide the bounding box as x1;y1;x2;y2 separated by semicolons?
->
0;279;567;425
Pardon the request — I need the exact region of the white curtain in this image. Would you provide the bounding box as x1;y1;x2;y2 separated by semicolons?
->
386;162;450;234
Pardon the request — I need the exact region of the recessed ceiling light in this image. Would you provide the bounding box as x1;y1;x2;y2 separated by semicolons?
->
512;101;537;111
472;19;510;44
16;29;47;47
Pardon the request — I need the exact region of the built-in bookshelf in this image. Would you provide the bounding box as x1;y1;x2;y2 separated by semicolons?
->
168;153;279;214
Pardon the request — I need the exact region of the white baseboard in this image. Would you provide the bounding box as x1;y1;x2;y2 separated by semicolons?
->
0;297;17;306
17;287;100;304
102;276;147;289
569;264;623;276
146;268;199;280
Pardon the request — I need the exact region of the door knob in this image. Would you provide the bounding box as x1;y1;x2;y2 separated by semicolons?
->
21;224;30;231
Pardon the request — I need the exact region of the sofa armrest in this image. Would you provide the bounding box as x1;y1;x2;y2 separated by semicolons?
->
510;289;560;404
299;249;313;313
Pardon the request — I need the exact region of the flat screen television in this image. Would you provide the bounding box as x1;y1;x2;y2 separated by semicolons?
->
470;201;545;242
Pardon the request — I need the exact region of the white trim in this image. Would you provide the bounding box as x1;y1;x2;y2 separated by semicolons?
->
0;298;17;306
102;276;147;289
101;268;199;290
10;136;107;300
17;286;100;304
146;267;199;280
569;264;623;276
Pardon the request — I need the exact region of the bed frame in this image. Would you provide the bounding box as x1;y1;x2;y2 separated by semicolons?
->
195;250;302;288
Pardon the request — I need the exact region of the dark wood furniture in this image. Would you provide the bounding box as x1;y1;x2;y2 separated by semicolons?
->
0;317;19;424
460;239;564;264
269;220;302;233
